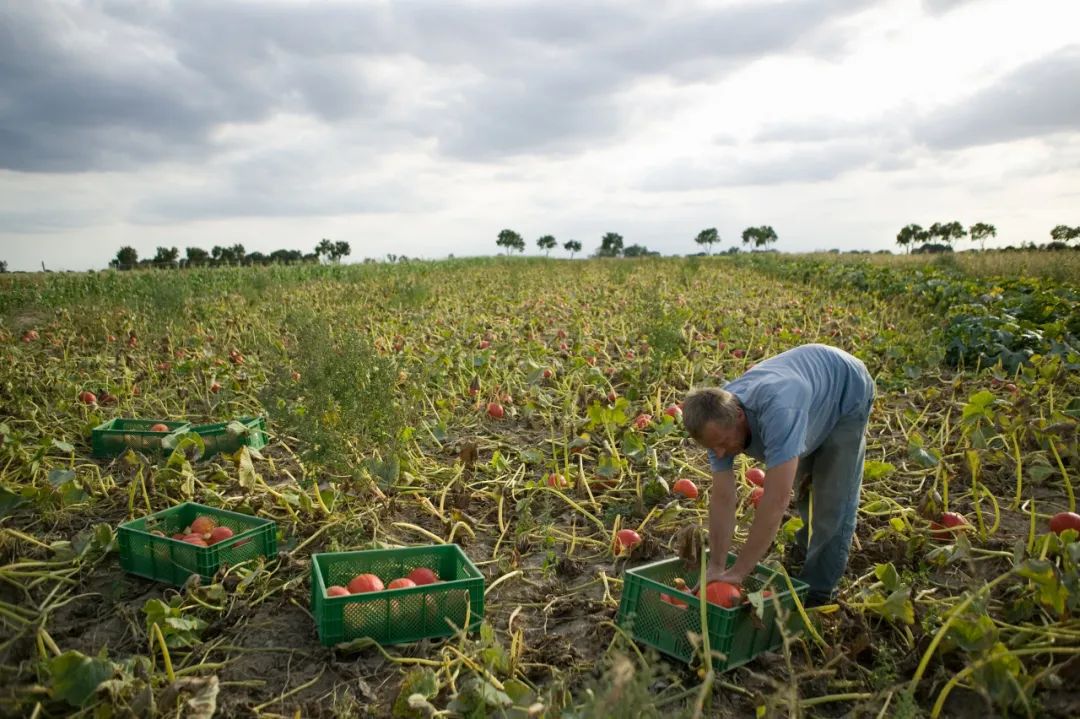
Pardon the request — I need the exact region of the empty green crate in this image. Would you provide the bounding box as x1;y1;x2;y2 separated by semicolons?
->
117;502;277;586
311;545;485;646
617;552;808;672
91;418;192;458
187;416;267;458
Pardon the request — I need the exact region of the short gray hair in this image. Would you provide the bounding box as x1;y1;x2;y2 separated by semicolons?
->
682;387;741;442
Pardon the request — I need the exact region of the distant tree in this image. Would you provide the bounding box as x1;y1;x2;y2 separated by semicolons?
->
331;241;351;262
315;238;335;262
270;249;304;264
185;247;210;267
595;232;624;258
537;234;557;257
563;239;582;259
152;246;179;267
694;227;720;255
741;225;778;250
622;244;658;257
723;246;740;255
755;225;778;249
968;222;996;252
896;224;924;254
111;246;138;269
913;243;954;255
0;260;7;273
928;221;965;248
1050;224;1080;244
496;229;525;254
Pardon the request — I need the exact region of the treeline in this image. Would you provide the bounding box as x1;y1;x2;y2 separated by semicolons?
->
896;222;1079;253
497;225;780;258
108;239;351;270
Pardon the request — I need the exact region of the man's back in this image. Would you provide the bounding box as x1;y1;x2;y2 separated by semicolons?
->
715;344;874;469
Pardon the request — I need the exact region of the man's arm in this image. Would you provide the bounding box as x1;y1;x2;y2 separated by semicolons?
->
711;457;798;584
706;469;737;577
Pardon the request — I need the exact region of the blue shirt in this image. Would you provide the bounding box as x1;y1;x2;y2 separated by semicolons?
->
707;344;874;472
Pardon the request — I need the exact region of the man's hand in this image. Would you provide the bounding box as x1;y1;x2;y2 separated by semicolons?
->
708;566;747;587
695;558;747;592
726;458;798;578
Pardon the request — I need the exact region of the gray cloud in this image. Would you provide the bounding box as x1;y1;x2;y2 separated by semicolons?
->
0;208;110;234
753;118;881;144
129;148;434;224
2;0;876;175
639;140;894;191
916;45;1080;149
921;0;986;15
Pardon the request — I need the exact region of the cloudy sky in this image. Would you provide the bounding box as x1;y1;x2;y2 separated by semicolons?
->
1;0;1078;270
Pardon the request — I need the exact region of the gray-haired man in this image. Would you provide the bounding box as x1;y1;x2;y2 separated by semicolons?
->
682;344;875;606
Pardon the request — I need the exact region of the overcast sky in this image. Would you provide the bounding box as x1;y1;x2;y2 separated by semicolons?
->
1;0;1078;271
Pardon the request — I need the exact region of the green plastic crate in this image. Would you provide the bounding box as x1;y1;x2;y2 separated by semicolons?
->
186;416;267;458
311;544;485;646
91;418;192;458
117;502;277;586
617;552;808;672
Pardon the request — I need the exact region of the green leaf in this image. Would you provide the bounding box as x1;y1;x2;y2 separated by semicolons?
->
47;468;76;487
880;586;915;625
971;643;1028;712
1017;559;1068;617
863;460;895;481
620;430;646;461
143;599;170;630
60;482;88;505
502;678;534;705
963;389;996;416
52;439;75;453
163;430;205;458
392;667;439;718
0;487;28;516
1027;463;1055;484
779;516;803;545
641;477;670;507
518;448;543;465
479;620;496;645
429;422;448;443
365;455;401;488
447;676;514;715
164;615;204;633
945;612;997;653
200;584;227;602
907;442;939;468
874;562;901;592
488;450;511;473
653;414;679;436
49;650;115;707
596;453;621;479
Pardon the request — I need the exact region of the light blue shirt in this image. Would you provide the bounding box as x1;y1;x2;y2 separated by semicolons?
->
707;344;874;472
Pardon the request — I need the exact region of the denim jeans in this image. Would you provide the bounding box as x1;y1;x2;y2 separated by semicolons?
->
792;393;873;605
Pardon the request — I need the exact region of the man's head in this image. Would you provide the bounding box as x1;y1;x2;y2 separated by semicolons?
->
682;387;748;459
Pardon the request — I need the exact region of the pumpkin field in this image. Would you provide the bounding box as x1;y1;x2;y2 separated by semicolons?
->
1;252;1078;718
